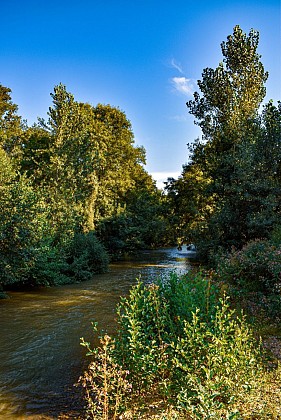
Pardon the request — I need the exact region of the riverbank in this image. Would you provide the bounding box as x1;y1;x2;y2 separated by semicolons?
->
0;248;193;419
1;247;280;419
235;290;281;363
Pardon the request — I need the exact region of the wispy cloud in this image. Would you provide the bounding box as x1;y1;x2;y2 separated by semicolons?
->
169;114;188;122
171;77;194;96
170;58;183;74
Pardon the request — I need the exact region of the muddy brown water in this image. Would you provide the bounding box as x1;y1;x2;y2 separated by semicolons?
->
0;247;195;419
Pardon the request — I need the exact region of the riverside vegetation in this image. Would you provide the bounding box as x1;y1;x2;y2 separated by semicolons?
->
1;24;280;418
79;272;281;419
79;26;280;419
0;83;169;294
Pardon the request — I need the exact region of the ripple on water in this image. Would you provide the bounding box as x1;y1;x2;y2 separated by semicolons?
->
0;247;194;419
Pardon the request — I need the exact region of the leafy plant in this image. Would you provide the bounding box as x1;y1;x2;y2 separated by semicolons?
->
80;272;268;418
66;231;109;281
215;239;281;294
157;271;219;327
171;297;263;417
28;240;70;286
80;326;131;419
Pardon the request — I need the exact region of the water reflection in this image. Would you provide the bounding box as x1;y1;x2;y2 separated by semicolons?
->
0;247;194;419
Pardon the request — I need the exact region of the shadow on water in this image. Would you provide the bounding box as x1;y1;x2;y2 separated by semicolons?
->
0;247;195;419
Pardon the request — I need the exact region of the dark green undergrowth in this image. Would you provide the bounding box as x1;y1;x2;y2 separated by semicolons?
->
2;231;109;290
79;272;280;419
213;239;281;323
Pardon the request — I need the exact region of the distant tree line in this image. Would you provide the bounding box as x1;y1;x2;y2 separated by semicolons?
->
0;84;169;290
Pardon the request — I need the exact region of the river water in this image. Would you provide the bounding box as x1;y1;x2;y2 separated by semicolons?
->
0;247;195;419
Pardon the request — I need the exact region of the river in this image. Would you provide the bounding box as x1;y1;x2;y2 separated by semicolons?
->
0;247;195;419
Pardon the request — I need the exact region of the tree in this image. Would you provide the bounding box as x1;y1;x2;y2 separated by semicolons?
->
0;84;24;161
0;148;46;285
187;25;268;147
22;84;152;237
27;84;103;235
165;161;214;246
92;104;146;222
168;26;279;257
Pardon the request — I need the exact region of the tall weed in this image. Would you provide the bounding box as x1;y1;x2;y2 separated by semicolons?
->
172;297;263;417
80;328;131;419
80;272;270;419
115;281;174;394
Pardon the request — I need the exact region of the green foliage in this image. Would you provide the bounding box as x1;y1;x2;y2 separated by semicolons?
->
66;231;109;281
28;241;70;286
97;188;168;257
172;299;262;417
167;27;280;258
270;224;281;246
80;330;131;419
125;189;168;248
0;144;109;287
20;84;158;237
115;280;174;393
165;165;213;247
80;273;269;418
0;84;24;160
0;82;169;290
0;159;46;286
215;239;281;294
157;271;219;327
187;25;268;144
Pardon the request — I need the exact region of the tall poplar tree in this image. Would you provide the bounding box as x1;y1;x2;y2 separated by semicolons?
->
168;26;279;256
187;25;268;175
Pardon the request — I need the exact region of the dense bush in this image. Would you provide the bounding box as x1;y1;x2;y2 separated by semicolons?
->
270;224;281;246
215;239;281;294
28;241;70;286
157;271;219;326
97;208;167;260
0;173;47;286
2;228;109;288
66;231;109;281
79;272;273;419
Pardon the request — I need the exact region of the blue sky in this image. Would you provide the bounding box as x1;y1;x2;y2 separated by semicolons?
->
1;0;280;187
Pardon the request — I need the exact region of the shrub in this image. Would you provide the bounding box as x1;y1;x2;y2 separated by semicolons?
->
114;281;174;394
215;239;281;294
157;271;219;327
171;298;263;417
66;231;109;281
80;272;266;419
270;224;281;246
28;241;70;286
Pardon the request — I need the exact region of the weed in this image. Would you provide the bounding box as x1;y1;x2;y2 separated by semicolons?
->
79;272;279;419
